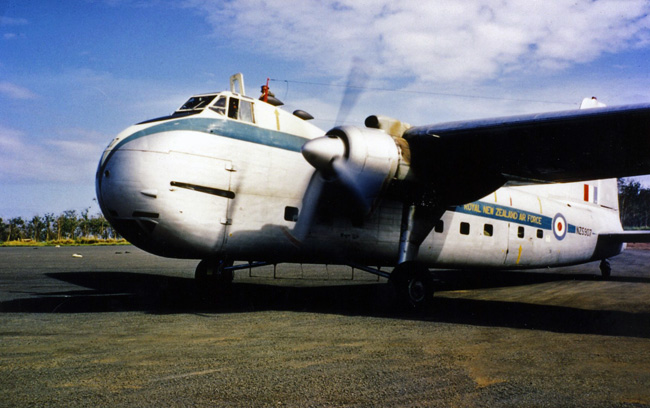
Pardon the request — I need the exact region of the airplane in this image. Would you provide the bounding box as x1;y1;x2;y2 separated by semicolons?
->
95;73;650;309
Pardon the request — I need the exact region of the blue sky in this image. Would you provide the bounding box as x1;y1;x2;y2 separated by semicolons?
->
2;0;650;219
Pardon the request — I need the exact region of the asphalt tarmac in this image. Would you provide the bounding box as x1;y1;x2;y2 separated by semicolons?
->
1;245;649;407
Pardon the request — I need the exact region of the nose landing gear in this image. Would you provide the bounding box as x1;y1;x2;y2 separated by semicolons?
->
195;257;234;301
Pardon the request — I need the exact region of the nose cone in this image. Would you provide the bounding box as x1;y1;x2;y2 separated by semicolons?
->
301;135;346;172
95;132;232;259
96;147;165;253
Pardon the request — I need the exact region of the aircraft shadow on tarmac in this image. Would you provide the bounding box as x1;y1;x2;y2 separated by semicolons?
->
1;270;648;339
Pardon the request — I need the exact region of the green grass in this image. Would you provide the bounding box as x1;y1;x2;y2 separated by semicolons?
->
0;238;130;247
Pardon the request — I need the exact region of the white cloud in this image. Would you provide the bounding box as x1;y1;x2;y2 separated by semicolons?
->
1;16;27;42
188;0;650;83
0;82;37;99
0;125;106;183
0;126;25;153
0;17;28;26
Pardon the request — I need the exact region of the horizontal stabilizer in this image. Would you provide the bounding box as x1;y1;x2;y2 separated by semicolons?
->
599;231;650;244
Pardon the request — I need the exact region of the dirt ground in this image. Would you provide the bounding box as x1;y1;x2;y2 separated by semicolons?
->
1;246;649;407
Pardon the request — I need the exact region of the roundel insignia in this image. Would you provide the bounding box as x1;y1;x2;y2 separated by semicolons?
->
553;213;567;241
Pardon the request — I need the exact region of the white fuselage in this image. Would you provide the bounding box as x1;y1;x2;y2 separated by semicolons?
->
96;91;625;269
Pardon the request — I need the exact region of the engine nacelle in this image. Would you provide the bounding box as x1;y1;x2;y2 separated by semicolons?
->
329;125;400;184
364;115;411;138
301;126;412;212
329;125;413;184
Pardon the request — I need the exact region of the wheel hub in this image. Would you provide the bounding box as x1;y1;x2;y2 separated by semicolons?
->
407;279;426;303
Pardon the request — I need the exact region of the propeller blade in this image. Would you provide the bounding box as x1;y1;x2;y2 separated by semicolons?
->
335;57;370;126
292;171;326;242
331;157;386;213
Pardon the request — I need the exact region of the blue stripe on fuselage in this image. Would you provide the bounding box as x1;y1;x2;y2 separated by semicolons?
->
450;201;576;232
117;117;310;153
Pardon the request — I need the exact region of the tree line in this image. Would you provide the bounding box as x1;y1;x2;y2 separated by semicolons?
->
0;209;120;244
618;178;650;229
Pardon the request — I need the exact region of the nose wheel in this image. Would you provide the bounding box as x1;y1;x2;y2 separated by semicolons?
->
195;257;234;301
389;262;434;310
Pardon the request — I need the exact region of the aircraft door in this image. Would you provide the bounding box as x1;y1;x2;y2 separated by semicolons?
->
468;219;510;266
504;223;518;265
167;152;233;252
504;222;537;266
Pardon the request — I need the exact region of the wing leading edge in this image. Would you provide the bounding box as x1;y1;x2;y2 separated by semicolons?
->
403;104;650;205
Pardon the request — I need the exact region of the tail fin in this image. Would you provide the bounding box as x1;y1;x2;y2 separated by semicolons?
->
539;178;619;210
577;98;618;209
580;97;606;109
593;178;619;210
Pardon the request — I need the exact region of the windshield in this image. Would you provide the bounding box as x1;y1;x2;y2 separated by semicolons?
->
177;95;217;112
210;96;227;115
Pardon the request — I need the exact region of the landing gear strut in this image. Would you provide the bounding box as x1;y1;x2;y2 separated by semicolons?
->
389;262;434;310
599;259;611;280
195;257;234;300
391;197;442;310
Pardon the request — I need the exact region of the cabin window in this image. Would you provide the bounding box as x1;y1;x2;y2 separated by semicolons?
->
434;220;444;233
239;100;254;123
460;222;470;235
537;229;543;239
228;97;239;119
484;224;493;237
210;96;227;115
284;206;299;222
518;226;525;238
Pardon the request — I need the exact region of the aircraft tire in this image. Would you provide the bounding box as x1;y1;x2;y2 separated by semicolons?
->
599;259;612;280
389;262;434;310
195;258;234;301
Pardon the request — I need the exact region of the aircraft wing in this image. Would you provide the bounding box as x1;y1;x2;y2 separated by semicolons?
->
403;104;650;204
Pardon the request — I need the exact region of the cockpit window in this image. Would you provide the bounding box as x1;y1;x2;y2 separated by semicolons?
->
202;95;255;123
177;95;217;112
228;97;239;119
239;100;253;123
221;96;254;123
210;96;227;115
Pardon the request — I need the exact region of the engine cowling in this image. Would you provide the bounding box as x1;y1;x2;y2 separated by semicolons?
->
302;126;411;211
294;124;415;242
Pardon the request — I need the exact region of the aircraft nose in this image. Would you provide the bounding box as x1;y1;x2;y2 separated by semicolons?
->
95;146;165;249
98;151;156;217
95;136;232;258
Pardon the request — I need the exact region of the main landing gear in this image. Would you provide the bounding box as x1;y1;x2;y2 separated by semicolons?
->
389;262;435;310
193;255;436;310
347;262;435;310
388;197;442;311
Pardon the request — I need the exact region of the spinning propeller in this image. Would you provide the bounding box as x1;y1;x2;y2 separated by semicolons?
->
293;61;409;242
334;57;370;127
